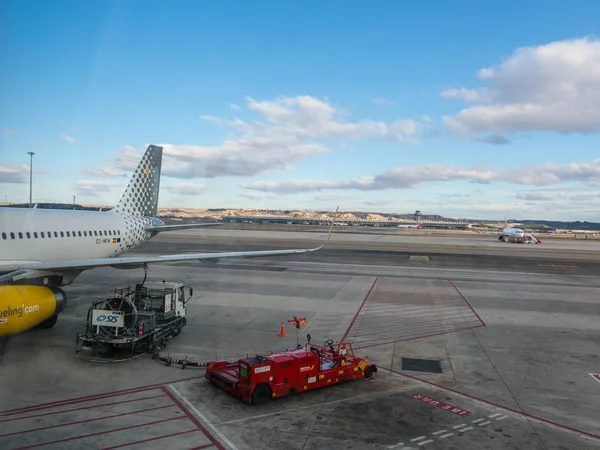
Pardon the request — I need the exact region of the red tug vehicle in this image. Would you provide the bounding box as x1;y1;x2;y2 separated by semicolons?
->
205;337;377;405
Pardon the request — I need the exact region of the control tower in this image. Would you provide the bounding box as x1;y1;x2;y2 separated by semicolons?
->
414;210;422;224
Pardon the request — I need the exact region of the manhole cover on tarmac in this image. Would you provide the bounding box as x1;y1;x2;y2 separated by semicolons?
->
401;357;443;374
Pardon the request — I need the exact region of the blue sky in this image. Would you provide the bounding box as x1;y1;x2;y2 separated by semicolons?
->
2;1;600;220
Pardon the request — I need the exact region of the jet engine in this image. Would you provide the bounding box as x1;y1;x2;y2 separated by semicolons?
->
0;285;67;337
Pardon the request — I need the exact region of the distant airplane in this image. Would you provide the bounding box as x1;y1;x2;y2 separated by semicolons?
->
397;222;423;229
497;217;541;243
498;217;525;241
0;145;336;336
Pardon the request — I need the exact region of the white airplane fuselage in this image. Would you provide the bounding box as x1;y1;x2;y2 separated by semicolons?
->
0;207;158;265
502;227;525;238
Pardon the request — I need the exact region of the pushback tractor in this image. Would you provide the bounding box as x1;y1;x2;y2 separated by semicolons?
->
205;338;377;405
76;281;192;361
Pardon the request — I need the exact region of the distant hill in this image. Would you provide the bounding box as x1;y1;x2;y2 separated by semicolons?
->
2;203;599;229
516;220;600;231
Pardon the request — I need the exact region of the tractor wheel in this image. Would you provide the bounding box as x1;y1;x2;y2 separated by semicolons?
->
37;315;58;329
251;383;272;405
364;366;374;379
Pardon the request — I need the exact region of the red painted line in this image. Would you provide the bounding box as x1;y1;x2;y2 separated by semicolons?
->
14;416;186;449
350;320;481;342
356;302;467;313
353;325;485;350
352;311;474;327
380;366;600;442
448;280;486;326
348;313;477;335
341;277;378;342
0;404;176;438
161;386;226;450
355;304;471;317
0;375;201;417
101;427;200;449
0;394;166;424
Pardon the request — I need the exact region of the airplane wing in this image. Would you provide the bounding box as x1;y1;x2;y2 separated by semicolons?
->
0;209;338;283
146;222;223;232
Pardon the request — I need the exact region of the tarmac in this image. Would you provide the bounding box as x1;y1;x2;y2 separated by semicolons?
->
0;227;599;449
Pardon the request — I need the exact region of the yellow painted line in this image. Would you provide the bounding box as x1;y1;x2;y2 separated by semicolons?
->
409;255;430;261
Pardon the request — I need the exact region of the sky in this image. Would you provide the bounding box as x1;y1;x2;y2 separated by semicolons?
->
1;1;600;221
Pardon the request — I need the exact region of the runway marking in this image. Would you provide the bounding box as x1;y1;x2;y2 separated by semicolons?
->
489;413;502;418
459;426;474;432
453;424;467;429
410;436;427;442
537;264;579;269
590;373;600;385
438;432;454;439
342;277;485;350
166;385;233;450
0;387;213;450
432;429;447;435
379;366;600;443
413;394;471;416
472;418;485;424
478;420;492;426
417;439;434;446
409;255;430;261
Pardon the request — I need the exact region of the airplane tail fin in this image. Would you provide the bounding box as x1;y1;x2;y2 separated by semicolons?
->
114;145;163;217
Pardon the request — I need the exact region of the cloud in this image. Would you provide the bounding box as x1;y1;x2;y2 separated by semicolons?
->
0;164;29;183
2;129;19;137
241;192;278;200
371;97;394;105
229;103;240;111
87;96;425;180
61;134;75;143
243;159;600;193
75;179;121;195
442;37;600;141
515;191;600;202
313;194;354;202
165;182;206;195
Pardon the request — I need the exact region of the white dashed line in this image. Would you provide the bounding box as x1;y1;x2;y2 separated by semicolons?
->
472;418;485;424
411;436;427;442
459;426;474;432
432;430;447;435
418;440;434;446
453;424;467;429
489;413;502;418
439;433;454;439
478;420;492;426
387;444;404;449
496;415;508;420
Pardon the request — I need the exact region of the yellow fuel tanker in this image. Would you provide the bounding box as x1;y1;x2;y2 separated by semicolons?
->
0;285;67;336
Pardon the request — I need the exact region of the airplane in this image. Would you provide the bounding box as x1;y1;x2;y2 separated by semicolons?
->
0;145;337;337
498;217;526;242
396;222;423;229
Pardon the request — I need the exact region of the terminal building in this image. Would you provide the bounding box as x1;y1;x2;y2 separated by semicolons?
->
221;214;472;229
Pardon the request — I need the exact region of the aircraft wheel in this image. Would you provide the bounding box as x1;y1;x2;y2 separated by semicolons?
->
38;315;58;329
364;366;375;379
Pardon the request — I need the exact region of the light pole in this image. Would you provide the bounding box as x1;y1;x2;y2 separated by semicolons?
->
27;151;35;207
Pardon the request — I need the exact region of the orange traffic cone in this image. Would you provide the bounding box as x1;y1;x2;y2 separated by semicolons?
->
279;322;286;337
